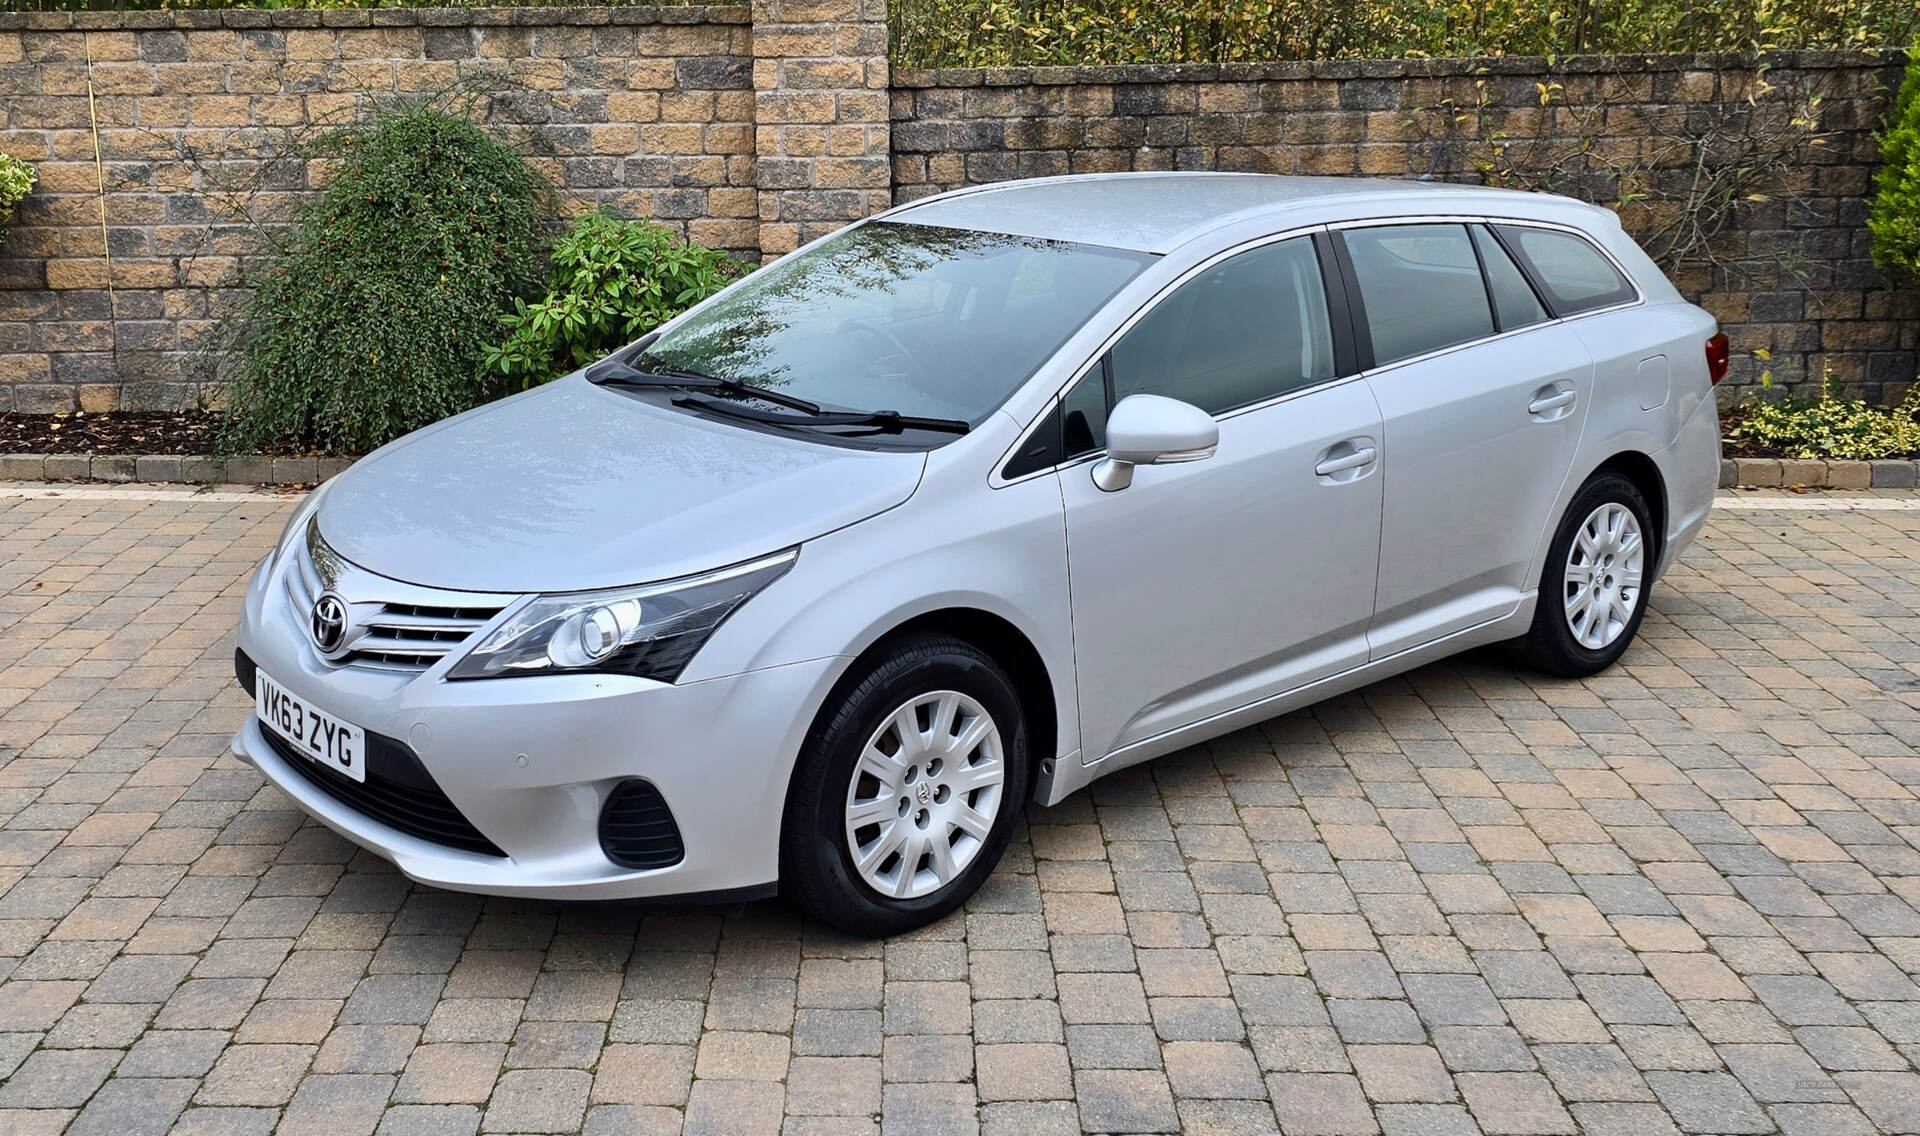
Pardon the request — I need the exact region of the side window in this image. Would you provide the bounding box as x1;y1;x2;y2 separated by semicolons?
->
1494;225;1636;315
1342;223;1494;366
1108;236;1336;415
1471;224;1549;332
1061;367;1107;459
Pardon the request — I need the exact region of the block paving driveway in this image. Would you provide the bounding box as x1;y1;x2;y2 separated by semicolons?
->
3;483;1920;1136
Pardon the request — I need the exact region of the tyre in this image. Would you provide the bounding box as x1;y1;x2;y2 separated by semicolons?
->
1519;471;1656;678
781;633;1030;937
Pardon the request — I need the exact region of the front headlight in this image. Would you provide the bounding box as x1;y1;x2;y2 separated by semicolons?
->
268;479;333;570
447;549;797;682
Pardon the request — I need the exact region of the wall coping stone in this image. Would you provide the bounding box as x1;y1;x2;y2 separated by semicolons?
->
893;48;1905;88
0;5;748;32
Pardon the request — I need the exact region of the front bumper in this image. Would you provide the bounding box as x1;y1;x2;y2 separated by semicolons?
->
233;552;838;902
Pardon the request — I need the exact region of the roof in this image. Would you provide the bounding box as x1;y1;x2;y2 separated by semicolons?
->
887;173;1589;254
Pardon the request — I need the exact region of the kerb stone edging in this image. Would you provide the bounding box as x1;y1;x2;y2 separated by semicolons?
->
0;453;350;486
1720;457;1920;489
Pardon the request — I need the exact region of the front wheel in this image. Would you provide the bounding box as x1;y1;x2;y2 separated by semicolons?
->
1519;471;1656;678
781;633;1029;937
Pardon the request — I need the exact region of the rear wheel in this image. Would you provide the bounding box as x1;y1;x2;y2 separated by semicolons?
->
1519;471;1655;678
782;633;1029;937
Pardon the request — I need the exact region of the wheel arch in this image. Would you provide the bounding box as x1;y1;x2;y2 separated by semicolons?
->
800;607;1061;806
1592;450;1668;567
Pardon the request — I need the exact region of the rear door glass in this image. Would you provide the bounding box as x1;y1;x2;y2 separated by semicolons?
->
1341;224;1494;366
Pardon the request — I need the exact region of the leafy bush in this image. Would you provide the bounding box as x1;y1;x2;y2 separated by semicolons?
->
0;154;34;246
16;0;686;9
892;0;1918;66
480;211;740;389
1870;56;1920;286
1725;382;1920;460
217;102;551;456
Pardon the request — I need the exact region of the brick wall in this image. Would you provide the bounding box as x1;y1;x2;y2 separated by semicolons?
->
0;12;1913;412
894;52;1919;401
0;5;760;412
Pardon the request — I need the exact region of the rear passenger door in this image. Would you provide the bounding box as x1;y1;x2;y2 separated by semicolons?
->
1336;221;1598;659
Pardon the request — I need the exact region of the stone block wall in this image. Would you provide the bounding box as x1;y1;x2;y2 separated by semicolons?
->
751;0;890;256
0;9;1912;411
0;5;767;412
893;52;1918;401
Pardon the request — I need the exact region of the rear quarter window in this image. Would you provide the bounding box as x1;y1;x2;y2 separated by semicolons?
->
1494;225;1637;315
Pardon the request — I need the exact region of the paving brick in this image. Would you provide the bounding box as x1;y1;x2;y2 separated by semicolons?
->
1267;1072;1380;1135
395;1043;506;1105
0;1048;121;1108
65;1076;197;1136
1350;1043;1456;1103
7;490;1920;1136
1076;1068;1179;1133
880;1082;973;1136
1645;1071;1772;1133
194;1043;312;1106
1456;1071;1576;1134
480;1068;591;1134
785;1055;883;1114
279;1073;393;1136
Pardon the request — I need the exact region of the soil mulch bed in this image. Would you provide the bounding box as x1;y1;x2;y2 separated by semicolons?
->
1;411;224;456
1717;406;1920;462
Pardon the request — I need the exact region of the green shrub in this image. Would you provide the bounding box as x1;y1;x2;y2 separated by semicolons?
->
480;211;740;389
1726;381;1920;460
1870;56;1920;287
892;0;1918;66
217;102;552;456
0;154;35;245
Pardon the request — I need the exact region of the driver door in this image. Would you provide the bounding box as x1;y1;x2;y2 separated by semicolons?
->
1059;234;1386;761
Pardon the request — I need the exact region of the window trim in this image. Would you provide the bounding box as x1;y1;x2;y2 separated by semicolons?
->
1486;221;1638;319
1325;214;1644;380
995;223;1351;486
993;213;1645;486
1468;222;1552;335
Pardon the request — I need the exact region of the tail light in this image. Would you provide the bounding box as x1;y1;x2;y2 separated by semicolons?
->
1704;333;1730;385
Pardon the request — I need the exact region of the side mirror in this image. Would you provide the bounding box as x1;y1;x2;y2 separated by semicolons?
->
1092;394;1219;492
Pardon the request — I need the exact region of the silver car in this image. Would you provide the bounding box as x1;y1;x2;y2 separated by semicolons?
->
232;173;1723;935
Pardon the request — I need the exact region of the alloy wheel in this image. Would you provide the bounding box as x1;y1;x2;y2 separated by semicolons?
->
1562;501;1645;651
844;690;1006;899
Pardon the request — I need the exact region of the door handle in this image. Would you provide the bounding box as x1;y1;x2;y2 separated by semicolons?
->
1314;446;1376;476
1528;389;1577;415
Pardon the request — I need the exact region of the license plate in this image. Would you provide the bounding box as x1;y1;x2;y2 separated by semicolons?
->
256;671;365;783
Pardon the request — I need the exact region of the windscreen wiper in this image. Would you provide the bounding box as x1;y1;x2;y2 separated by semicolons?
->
671;394;971;436
589;361;821;415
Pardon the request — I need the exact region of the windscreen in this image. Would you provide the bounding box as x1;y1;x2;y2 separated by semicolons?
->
635;221;1154;425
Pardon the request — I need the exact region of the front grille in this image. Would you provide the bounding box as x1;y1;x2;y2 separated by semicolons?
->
262;726;507;858
284;521;509;672
345;601;501;669
599;780;686;870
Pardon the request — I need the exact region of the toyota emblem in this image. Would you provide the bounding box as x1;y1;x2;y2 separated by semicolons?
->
311;594;349;654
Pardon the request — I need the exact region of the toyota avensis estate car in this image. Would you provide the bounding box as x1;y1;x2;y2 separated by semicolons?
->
233;173;1723;935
